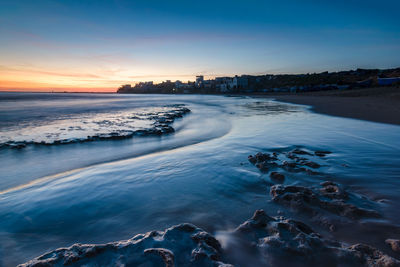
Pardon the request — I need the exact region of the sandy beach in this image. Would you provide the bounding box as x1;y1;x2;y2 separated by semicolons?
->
266;87;400;125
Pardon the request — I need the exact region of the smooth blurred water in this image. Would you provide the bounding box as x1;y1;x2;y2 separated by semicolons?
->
0;93;400;266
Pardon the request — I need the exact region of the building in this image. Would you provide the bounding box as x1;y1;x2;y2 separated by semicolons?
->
215;77;232;92
203;79;215;88
234;75;249;89
214;76;249;92
138;81;153;87
175;80;183;88
195;75;204;88
175;80;192;89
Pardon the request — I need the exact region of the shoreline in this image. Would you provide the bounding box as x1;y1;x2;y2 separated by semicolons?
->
257;87;400;125
3;87;400;126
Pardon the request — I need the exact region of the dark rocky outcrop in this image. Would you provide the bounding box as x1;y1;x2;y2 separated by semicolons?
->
232;210;400;267
270;182;380;231
19;223;231;267
20;210;400;267
248;147;329;176
1;105;190;149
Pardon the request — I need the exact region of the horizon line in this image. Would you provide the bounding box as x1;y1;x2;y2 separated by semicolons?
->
1;66;399;93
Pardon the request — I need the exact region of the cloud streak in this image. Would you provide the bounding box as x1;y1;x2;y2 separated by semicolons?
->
0;65;103;79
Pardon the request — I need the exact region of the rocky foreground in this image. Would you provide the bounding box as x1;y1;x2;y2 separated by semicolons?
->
20;147;400;266
20;209;400;267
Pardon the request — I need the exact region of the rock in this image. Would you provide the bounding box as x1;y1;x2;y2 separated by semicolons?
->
19;223;230;267
2;105;191;150
348;244;400;267
20;210;399;267
191;231;223;261
319;181;348;199
248;155;257;164
270;183;380;230
386;239;400;253
144;248;174;267
304;161;321;169
282;161;297;169
232;210;400;267
270;172;285;182
315;150;332;157
249;147;326;176
292;148;312;155
254;152;274;163
9;142;26;149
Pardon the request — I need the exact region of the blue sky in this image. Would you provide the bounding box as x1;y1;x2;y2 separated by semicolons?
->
1;0;399;90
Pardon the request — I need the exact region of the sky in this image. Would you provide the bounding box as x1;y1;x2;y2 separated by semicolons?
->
0;0;399;92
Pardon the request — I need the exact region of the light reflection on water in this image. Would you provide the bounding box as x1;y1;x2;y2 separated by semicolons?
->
0;93;400;266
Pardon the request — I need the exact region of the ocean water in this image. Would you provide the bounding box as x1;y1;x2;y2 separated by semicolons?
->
0;92;400;266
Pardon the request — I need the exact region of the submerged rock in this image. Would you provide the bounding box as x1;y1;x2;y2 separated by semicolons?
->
270;172;285;182
319;181;348;199
304;161;321;169
19;223;230;267
248;152;276;164
248;147;326;176
292;148;312;155
315;150;332;157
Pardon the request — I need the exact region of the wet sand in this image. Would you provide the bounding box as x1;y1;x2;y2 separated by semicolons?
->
265;87;400;125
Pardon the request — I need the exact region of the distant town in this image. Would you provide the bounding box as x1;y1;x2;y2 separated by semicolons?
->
117;68;400;94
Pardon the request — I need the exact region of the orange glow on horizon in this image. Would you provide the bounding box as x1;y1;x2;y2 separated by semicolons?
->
0;66;206;92
0;80;117;92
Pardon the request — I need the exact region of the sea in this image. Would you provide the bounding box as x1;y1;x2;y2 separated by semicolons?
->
0;92;400;266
